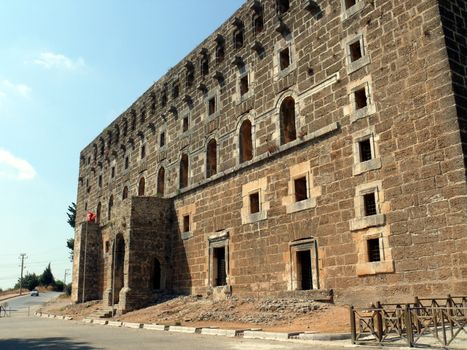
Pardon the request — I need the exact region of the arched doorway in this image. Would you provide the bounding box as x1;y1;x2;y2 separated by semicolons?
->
112;234;125;304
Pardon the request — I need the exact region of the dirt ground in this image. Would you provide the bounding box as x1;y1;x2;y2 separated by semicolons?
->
40;294;349;333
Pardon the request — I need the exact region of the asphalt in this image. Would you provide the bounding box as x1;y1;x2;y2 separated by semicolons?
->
0;316;366;350
1;291;62;315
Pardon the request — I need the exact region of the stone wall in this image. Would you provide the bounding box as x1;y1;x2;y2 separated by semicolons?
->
73;0;467;309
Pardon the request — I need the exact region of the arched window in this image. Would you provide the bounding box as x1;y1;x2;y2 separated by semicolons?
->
277;0;290;15
179;154;189;189
138;177;145;196
201;53;209;76
122;186;128;200
252;9;264;35
206;139;217;178
233;28;244;49
96;202;101;223
157;167;165;196
108;195;113;220
185;63;195;88
216;37;225;63
280;97;297;145
239;120;253;163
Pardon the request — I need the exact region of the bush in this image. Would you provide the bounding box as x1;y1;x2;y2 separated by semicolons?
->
14;273;39;291
64;283;72;296
53;280;65;292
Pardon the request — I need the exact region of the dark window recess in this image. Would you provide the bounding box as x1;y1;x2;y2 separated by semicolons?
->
214;247;227;286
234;29;244;49
131;115;136;131
122;186;128;200
349;40;363;62
354;88;368;110
239;120;253;163
96;203;101;223
123;120;128;137
182;116;189;132
153;258;161;290
161;91;167;107
105;241;110;253
98;175;102;187
108;196;113;220
253;13;264;34
280;97;297;144
367;238;381;262
172;82;179;98
125;156;129;169
186;69;195;88
345;0;357;10
294;177;308;202
111;166;115;178
297;250;312;290
249;192;260;214
160;132;166;147
363;193;377;216
138;177;145;196
216;42;225;63
359;139;373;162
141;144;146;159
277;0;290;14
157;167;165;195
206;139;217;178
240;75;249;96
201;55;209;76
208;97;216;115
280;47;291;71
183;215;190;232
179;154;189;189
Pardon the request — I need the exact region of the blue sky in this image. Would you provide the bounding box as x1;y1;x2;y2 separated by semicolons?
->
0;0;244;290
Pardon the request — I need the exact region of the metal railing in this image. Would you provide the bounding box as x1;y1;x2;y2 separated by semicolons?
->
350;296;467;347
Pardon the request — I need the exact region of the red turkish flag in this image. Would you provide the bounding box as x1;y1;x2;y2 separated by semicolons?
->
86;212;97;222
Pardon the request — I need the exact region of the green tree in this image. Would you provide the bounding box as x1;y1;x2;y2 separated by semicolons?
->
39;263;55;286
14;273;39;291
66;202;76;261
67;202;76;228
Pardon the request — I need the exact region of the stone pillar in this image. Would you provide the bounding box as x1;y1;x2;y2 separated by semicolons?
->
71;221;101;303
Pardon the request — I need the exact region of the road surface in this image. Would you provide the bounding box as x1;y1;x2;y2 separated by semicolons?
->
0;314;375;350
1;291;62;316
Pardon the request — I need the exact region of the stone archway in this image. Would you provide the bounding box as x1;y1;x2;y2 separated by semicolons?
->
112;234;125;304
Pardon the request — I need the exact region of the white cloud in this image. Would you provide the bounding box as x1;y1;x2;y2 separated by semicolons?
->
0;149;36;181
0;80;31;98
33;52;85;71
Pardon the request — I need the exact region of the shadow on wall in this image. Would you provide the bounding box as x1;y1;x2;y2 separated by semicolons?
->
0;338;99;350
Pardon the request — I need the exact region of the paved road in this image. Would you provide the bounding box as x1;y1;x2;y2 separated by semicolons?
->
1;291;62;315
0;316;373;350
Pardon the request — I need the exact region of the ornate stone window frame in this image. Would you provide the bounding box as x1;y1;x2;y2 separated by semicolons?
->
288;238;320;291
273;36;297;81
355;229;394;276
178;203;196;241
344;32;370;74
241;176;269;224
352;126;382;175
347;76;376;123
350;181;385;231
235;63;254;104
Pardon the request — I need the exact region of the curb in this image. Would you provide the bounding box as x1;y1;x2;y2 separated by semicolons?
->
34;313;351;344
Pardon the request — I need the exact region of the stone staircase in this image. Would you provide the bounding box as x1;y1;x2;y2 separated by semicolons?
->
89;306;117;319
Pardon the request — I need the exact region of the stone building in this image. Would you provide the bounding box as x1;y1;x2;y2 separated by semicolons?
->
72;0;467;312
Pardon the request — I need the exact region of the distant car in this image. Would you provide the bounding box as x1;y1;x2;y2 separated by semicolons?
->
30;290;39;297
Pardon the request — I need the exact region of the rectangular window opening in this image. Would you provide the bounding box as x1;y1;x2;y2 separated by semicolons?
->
354;88;368;110
280;47;291;71
182;116;189;132
125;156;129;170
213;247;227;287
297;250;312;290
208;97;216;116
98;175;102;187
363;192;377;216
359;139;373;162
249;192;260;214
349;40;362;62
141;145;146;159
111;167;115;178
183;215;190;233
160;132;166;147
240;75;249;96
294;177;308;202
345;0;357;9
367;238;381;262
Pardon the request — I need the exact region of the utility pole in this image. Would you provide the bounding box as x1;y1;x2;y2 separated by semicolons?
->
63;269;70;286
18;254;27;296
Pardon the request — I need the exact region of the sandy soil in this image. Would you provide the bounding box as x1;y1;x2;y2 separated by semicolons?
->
40;295;349;333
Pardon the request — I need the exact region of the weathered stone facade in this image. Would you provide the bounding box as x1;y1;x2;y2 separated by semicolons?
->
72;0;467;312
